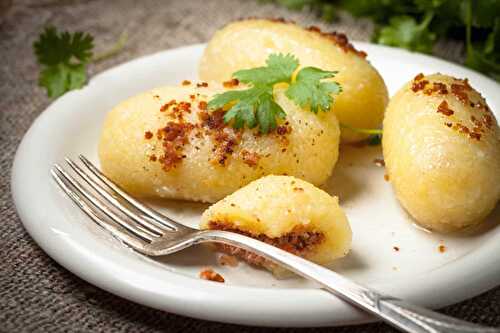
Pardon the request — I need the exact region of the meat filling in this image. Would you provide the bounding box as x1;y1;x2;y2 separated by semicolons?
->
208;221;325;268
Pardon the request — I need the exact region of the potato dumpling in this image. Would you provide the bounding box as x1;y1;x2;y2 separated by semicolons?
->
199;18;389;142
383;73;500;232
99;82;340;203
200;175;352;275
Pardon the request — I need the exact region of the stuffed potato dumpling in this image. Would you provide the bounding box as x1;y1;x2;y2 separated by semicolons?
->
200;175;352;276
199;18;389;142
383;73;500;232
99;82;340;203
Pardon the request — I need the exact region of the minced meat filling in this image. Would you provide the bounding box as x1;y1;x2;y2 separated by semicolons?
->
208;221;325;267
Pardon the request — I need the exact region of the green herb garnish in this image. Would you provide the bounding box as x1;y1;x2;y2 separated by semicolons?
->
266;0;500;82
34;26;94;98
286;67;342;113
208;53;342;133
34;26;127;98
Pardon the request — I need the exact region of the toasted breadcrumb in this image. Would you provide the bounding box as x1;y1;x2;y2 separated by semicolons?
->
199;268;225;283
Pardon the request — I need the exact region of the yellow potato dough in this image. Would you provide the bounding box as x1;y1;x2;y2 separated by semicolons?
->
383;73;500;232
99;83;340;203
200;175;352;274
199;19;389;142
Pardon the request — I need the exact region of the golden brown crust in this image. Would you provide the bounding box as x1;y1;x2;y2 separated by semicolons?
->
305;25;367;57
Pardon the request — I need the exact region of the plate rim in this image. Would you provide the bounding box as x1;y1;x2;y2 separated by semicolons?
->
11;42;500;327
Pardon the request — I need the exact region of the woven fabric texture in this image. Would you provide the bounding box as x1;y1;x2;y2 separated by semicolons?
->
1;0;499;332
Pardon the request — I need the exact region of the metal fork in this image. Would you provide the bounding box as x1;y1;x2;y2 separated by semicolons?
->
51;155;499;333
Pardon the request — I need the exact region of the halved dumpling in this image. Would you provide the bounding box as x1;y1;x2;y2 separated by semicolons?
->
200;175;352;276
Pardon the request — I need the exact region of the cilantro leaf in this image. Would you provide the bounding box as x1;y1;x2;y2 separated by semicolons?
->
33;26;94;98
233;53;299;85
376;13;436;53
39;63;86;98
224;101;257;129
208;54;297;133
209;84;282;133
208;53;342;133
285;67;341;113
34;26;93;65
256;93;286;133
208;90;246;110
69;31;94;62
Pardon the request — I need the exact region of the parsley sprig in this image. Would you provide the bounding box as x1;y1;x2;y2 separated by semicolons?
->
286;67;342;113
208;53;341;133
34;26;127;98
34;26;94;98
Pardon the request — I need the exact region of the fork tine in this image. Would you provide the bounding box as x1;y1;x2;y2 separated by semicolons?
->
51;168;148;251
52;164;156;242
65;158;164;236
78;155;191;232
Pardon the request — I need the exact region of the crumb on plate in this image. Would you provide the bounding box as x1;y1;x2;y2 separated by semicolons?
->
199;268;225;283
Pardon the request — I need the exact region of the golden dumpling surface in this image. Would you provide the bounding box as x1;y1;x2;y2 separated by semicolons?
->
383;73;500;232
199;19;388;142
99;83;340;203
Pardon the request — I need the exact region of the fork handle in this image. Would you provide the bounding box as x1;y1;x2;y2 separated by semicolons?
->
193;230;499;333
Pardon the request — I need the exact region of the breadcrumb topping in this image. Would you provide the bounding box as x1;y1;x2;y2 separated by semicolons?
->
412;74;495;142
146;87;294;171
437;101;454;116
208;221;324;268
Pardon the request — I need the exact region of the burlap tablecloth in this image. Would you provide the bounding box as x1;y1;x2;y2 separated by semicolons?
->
1;0;499;332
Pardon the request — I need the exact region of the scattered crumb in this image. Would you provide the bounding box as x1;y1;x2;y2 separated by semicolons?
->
438;245;446;253
181;80;191;86
393;246;400;252
218;254;239;267
199;268;225;283
373;158;385;167
392;266;399;271
241;149;261;167
198;100;208;110
437;100;454;116
384;174;390;181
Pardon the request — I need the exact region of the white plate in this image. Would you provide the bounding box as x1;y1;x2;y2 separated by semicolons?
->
12;43;500;327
